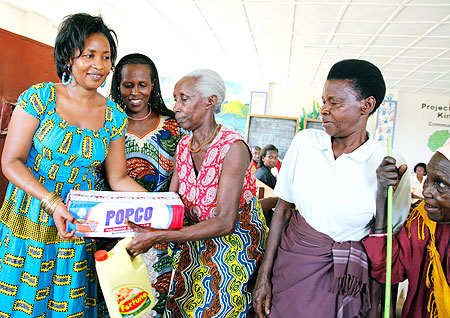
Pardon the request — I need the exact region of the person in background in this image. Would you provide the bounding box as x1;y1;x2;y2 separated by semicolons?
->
253;59;411;317
125;69;267;317
252;145;261;170
95;53;184;318
255;144;279;226
363;140;450;318
410;162;427;210
0;13;146;317
255;144;278;190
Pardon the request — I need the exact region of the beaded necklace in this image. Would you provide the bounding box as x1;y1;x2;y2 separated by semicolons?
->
128;108;152;121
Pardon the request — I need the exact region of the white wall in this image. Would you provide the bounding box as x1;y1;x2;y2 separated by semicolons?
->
267;82;323;118
0;0;57;46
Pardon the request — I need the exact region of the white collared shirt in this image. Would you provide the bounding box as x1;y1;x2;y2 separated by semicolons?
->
274;129;411;242
410;174;426;204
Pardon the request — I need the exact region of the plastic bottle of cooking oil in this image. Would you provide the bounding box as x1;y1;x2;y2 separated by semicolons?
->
95;237;156;318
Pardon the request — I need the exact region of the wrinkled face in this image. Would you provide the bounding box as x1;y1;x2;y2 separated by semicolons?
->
320;79;366;138
423;152;450;223
416;166;426;178
70;33;111;89
173;77;208;131
120;64;153;116
252;148;261;161
262;150;278;169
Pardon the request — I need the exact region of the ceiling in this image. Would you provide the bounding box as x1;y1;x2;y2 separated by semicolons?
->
4;0;450;95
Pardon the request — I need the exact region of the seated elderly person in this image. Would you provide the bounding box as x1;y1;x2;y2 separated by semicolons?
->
126;69;267;317
363;140;450;318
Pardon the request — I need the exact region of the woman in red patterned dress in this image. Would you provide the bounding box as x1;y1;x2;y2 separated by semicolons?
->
126;69;267;317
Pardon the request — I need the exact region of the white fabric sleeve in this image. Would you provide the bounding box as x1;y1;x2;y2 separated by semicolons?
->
392;150;412;233
273;134;300;204
410;175;419;194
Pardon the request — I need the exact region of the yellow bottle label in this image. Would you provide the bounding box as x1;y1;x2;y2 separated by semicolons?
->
114;287;152;317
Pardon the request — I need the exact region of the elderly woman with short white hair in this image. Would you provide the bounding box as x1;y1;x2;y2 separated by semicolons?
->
126;69;267;317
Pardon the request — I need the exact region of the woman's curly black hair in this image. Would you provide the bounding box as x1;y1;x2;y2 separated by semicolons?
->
54;13;118;79
327;59;386;115
414;162;427;175
259;144;278;168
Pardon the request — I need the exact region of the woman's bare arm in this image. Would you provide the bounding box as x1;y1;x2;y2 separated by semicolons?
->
126;140;251;256
103;136;147;192
2;107;76;238
253;199;294;317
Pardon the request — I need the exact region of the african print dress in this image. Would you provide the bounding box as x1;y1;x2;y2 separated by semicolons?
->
0;82;127;317
165;125;267;318
95;115;184;318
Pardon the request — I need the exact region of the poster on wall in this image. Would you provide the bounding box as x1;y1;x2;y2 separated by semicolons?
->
215;81;250;136
249;91;267;115
394;93;450;167
160;77;251;136
421;103;450;152
161;77;177;110
375;94;397;146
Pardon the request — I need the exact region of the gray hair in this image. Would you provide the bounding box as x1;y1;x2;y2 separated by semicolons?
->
185;69;226;114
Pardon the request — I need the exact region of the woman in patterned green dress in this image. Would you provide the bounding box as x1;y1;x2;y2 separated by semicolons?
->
95;53;184;318
0;14;146;317
126;69;267;318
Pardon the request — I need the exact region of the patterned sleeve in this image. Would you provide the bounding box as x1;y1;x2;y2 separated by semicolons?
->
109;101;128;141
177;124;189;140
362;222;414;285
16;83;52;120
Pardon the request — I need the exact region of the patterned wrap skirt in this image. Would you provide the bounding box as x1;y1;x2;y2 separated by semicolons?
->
165;196;266;318
0;193;96;318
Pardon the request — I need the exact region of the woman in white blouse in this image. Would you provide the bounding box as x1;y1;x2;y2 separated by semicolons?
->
253;59;411;318
410;162;427;209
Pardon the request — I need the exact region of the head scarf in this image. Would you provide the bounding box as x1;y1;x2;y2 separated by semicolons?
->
436;139;450;161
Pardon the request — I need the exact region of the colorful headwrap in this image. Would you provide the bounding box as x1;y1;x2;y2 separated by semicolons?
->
436;139;450;161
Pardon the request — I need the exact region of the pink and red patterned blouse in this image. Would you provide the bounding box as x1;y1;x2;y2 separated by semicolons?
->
176;125;257;222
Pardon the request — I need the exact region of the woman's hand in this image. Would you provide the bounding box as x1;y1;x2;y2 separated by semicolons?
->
253;270;272;317
126;220;158;257
53;203;77;239
376;156;408;196
104;136;147;192
374;156;408;233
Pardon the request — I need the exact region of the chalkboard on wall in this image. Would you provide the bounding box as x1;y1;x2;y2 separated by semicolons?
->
303;118;324;131
246;114;299;160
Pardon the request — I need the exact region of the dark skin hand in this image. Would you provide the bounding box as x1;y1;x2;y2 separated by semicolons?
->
259;197;278;213
374;156;408;233
253;199;294;317
125;220;163;258
125;140;251;258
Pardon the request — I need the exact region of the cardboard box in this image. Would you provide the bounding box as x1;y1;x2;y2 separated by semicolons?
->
66;190;185;237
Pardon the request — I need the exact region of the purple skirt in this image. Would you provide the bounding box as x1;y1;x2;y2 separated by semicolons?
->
270;212;381;318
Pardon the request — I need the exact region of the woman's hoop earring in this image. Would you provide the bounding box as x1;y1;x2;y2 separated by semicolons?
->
62;72;72;86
